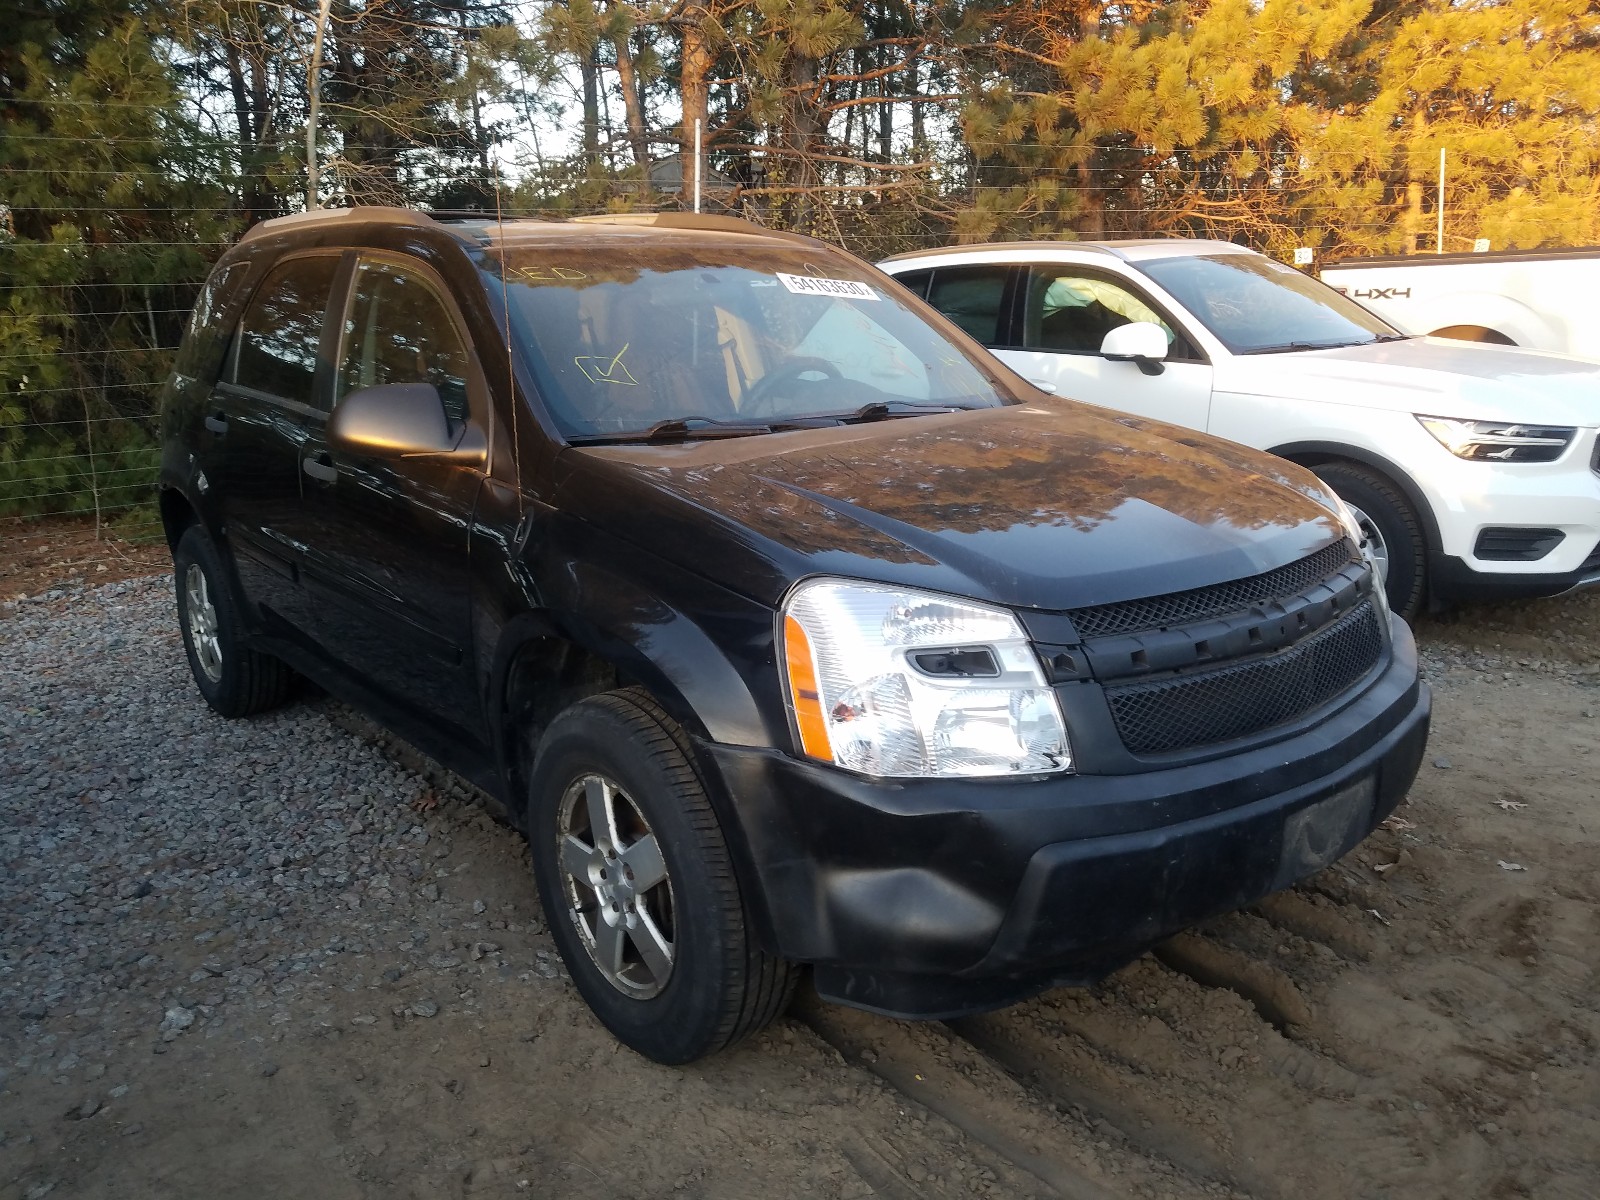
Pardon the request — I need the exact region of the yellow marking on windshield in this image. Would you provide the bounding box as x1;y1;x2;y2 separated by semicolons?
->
509;265;589;283
575;344;639;386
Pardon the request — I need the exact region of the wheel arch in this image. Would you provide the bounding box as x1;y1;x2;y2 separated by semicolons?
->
158;484;200;551
1407;292;1556;349
1427;324;1517;346
489;607;785;951
1267;441;1441;555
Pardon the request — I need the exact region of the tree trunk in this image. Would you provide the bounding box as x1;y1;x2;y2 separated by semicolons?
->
612;28;651;183
581;44;601;171
785;54;821;228
680;2;712;200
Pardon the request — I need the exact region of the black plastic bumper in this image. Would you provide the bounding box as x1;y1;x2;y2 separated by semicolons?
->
705;615;1431;1019
1429;548;1600;604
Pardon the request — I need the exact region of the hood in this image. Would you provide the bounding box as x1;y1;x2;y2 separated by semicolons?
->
1215;336;1600;425
560;403;1344;611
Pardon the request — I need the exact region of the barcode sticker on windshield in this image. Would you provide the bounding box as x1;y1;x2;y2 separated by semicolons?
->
776;273;879;301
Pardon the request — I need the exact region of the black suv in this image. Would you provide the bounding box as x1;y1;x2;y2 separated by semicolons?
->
158;208;1430;1063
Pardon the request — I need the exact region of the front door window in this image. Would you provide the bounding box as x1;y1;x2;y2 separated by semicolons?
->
338;260;472;423
1022;270;1196;361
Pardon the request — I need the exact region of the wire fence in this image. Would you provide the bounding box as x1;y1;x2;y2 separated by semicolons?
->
2;127;1574;551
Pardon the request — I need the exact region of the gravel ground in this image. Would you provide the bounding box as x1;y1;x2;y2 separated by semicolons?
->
2;573;1597;1200
0;576;553;1044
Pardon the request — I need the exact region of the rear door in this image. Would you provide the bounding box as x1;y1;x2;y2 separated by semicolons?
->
292;253;488;731
997;265;1214;428
203;252;344;635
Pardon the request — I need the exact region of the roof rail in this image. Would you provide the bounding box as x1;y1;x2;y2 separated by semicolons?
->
239;205;444;244
877;240;1122;264
569;211;818;245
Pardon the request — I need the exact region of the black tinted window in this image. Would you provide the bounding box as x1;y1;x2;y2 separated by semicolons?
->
927;266;1010;344
173;262;246;384
889;268;932;299
337;260;471;423
231;256;340;401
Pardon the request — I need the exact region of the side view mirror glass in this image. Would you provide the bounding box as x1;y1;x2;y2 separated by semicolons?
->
1100;321;1170;362
328;383;459;458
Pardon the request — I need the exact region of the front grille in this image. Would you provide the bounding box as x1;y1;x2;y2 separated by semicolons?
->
1104;599;1385;756
1069;539;1358;639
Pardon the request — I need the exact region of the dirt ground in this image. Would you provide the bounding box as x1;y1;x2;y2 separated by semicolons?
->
0;516;168;598
2;526;1597;1199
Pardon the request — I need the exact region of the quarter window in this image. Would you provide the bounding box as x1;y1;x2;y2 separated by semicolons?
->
1022;269;1200;361
231;256;341;401
888;268;932;300
337;260;472;423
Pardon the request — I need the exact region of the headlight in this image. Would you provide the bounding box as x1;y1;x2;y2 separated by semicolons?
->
781;579;1072;778
1417;415;1574;463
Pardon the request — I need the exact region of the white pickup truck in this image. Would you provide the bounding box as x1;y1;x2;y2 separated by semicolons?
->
1319;247;1600;354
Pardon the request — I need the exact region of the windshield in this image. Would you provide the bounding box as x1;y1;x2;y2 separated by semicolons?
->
1135;253;1400;354
485;243;1009;439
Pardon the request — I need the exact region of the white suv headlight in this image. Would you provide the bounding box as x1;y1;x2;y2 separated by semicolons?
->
1416;415;1574;463
781;578;1072;778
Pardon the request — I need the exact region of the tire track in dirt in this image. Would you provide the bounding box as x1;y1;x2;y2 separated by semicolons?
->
798;992;1216;1200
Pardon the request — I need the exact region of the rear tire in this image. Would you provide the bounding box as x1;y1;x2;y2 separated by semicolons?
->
528;687;798;1064
173;525;295;717
1312;462;1427;621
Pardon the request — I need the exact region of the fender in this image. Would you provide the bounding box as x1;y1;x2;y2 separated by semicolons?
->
1265;440;1442;555
483;548;785;808
1405;291;1558;349
484;561;787;950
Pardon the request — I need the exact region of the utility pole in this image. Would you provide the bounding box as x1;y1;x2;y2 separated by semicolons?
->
306;0;334;210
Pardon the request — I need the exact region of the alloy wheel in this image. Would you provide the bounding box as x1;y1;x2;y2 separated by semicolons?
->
184;563;224;683
1346;502;1390;586
556;773;676;999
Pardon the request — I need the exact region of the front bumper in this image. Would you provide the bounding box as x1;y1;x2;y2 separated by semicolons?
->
705;615;1430;1019
1430;546;1600;603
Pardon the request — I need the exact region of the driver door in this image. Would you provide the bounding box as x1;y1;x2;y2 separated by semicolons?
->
997;266;1214;429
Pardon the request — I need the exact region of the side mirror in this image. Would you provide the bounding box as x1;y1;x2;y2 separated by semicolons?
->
328;383;483;463
1100;322;1170;376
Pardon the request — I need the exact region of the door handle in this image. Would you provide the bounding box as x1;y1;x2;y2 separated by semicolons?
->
1028;379;1058;395
204;411;229;434
302;452;338;483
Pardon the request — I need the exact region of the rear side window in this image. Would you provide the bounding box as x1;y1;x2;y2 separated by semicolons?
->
336;260;472;423
927;266;1011;344
230;255;341;401
170;262;247;386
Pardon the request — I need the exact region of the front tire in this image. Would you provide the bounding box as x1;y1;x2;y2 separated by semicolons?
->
173;525;295;717
528;688;797;1063
1313;462;1427;621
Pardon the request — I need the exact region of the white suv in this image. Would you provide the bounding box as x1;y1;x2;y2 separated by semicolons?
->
879;240;1600;618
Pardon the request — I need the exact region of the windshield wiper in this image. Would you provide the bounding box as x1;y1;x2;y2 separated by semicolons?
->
1369;332;1413;343
568;416;774;444
836;400;970;423
1236;339;1360;355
